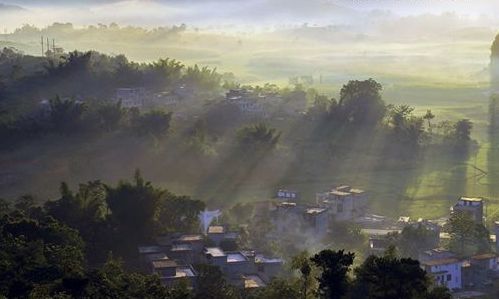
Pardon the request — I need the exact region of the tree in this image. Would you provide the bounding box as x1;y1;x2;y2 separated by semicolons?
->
95;101;125;131
453;119;473;143
45;181;110;264
426;286;452;299
387;105;425;148
14;194;36;213
49;96;87;134
337;79;386;126
133;110;172;138
396;224;439;259
84;256;190;299
423;110;435;133
105;170;164;248
310;249;355;299
250;278;301;299
193;264;240;299
352;253;429;299
445;212;490;257
0;213;85;298
236;123;281;154
291;251;314;299
158;193;205;234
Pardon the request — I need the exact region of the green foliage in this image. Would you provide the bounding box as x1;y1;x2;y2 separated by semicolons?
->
83;256;188;299
236;123;281;154
453;119;473;143
184;64;222;91
194;264;240;299
49;96;87;134
394;224;439;259
445;212;490;257
291;251;315;299
248;278;301;299
158;193;205;234
147;58;184;87
0;213;85;298
337;79;386;126
328;221;366;249
106;170;164;243
133;109;172;137
426;286;452;299
352;253;429;299
93;101;125;131
310;249;355;299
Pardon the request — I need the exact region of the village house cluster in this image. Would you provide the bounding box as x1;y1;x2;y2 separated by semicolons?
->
138;224;283;291
268;185;369;243
225;88;307;119
115;84;199;109
366;196;499;297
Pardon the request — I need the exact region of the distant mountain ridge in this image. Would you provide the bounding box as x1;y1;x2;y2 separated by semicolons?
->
0;3;25;12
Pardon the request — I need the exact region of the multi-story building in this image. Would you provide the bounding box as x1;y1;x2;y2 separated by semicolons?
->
275;189;299;201
317;185;368;221
226;89;268;118
421;258;463;290
452;197;484;224
116;87;146;108
303;207;329;237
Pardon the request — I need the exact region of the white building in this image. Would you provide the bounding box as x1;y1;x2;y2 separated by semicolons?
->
116;88;146;108
317;185;368;221
276;189;299;201
421;258;463;290
226;89;268;118
303;207;329;237
452;197;484;224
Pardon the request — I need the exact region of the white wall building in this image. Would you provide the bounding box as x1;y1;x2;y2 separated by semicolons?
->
421;258;463;290
116;88;146;108
317;185;368;221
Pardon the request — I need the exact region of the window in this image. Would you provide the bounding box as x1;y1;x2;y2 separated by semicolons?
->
447;274;451;281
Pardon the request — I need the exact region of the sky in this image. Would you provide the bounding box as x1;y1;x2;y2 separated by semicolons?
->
1;0;499;31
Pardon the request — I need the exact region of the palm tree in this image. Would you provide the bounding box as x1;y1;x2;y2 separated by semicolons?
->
423;109;435;133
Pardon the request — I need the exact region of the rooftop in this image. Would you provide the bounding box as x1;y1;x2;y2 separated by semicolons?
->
205;247;226;257
243;274;266;289
421;258;461;266
459;197;483;203
208;225;225;234
336;185;351;192
227;252;249;263
175;266;196;278
277;202;297;208
255;254;283;264
306;208;327;215
144;253;168;262
177;234;204;242
471;253;497;260
349;188;365;194
138;245;163;254
330;190;351;196
170;244;193;252
152;259;177;269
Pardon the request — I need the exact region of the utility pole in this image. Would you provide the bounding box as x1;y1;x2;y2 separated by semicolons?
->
41;36;44;57
52;39;55;58
46;37;49;57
